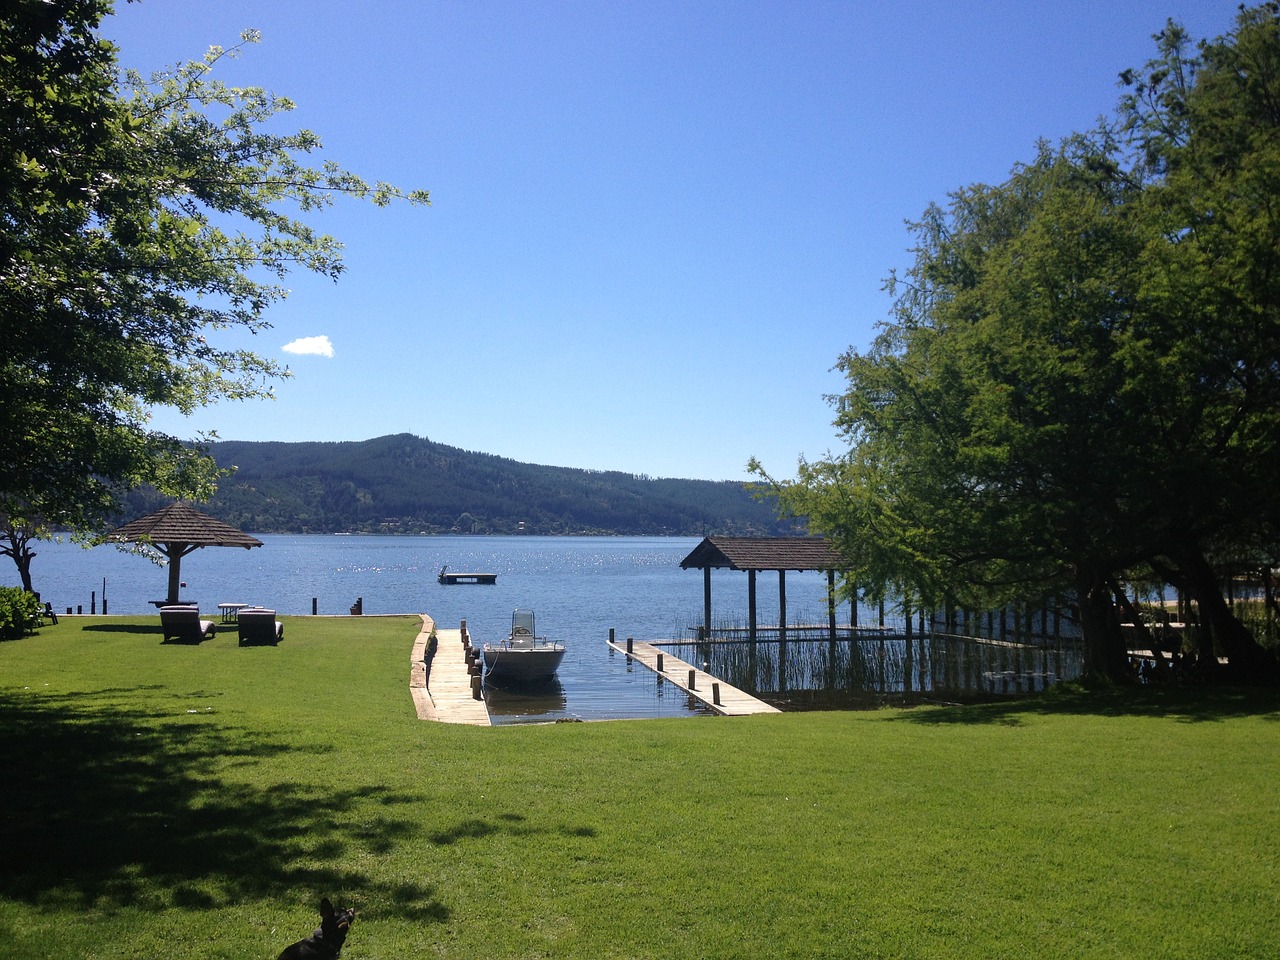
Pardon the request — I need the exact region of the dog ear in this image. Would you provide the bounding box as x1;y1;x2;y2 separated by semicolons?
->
320;898;334;917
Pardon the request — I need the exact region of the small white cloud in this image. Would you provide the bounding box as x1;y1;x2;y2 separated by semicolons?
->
282;335;335;358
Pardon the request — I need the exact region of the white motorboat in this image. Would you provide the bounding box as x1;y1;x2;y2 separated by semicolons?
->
482;609;565;684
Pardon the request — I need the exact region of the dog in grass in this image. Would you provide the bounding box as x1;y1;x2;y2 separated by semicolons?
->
276;898;356;960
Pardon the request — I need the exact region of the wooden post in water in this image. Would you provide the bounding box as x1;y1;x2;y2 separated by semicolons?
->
904;635;913;693
688;669;696;690
656;652;664;672
712;682;721;706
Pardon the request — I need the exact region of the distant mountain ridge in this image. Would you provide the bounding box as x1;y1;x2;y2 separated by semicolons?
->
122;433;798;536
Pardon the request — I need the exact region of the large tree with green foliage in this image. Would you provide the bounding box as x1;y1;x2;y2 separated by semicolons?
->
754;4;1280;683
0;1;426;587
1118;4;1280;676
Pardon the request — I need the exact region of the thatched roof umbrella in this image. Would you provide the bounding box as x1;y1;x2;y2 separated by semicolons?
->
107;502;263;605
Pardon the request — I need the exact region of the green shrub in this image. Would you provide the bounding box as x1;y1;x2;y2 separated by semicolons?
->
0;587;41;640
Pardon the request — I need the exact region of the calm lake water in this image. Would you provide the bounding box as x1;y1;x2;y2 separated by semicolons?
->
9;534;1080;721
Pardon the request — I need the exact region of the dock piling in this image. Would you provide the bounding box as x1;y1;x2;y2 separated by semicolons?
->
688;669;696;690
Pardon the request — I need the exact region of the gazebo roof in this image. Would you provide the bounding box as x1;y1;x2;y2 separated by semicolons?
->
679;536;843;572
108;501;263;549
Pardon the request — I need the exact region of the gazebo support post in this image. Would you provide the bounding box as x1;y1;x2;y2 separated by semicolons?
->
778;570;788;693
778;570;787;646
827;569;837;641
703;567;712;639
162;543;198;604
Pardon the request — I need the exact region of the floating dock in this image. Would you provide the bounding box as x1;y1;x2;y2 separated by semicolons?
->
607;637;781;717
437;568;497;585
411;615;491;725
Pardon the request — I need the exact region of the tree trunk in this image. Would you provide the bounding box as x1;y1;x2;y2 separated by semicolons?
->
1177;550;1277;682
1077;568;1130;684
2;525;37;593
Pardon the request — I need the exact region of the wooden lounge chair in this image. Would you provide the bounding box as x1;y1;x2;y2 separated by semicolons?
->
160;605;216;643
238;608;283;646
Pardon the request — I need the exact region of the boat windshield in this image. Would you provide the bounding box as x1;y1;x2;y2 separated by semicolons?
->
511;608;536;637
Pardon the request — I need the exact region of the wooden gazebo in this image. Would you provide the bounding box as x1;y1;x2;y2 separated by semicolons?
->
679;536;846;642
107;502;263;605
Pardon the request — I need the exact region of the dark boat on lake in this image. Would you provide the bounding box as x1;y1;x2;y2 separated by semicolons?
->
482;609;566;684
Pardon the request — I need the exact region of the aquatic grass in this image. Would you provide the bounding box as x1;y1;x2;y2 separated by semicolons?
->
1;617;1278;958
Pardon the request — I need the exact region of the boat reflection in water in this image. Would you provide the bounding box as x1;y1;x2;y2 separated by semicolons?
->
483;679;568;720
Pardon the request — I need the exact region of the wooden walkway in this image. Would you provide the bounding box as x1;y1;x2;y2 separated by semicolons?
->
411;615;491;725
606;638;781;717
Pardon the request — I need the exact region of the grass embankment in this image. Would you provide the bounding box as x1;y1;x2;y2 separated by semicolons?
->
1;617;1277;959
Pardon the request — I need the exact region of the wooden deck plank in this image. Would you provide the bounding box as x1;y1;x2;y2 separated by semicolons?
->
607;638;781;716
411;615;491;725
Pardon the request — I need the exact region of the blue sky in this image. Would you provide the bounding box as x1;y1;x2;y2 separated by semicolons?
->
108;0;1240;482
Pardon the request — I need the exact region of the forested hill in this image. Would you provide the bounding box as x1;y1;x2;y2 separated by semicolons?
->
122;434;799;536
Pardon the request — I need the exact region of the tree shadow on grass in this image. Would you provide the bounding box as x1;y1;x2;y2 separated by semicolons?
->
0;688;448;922
888;683;1280;726
426;812;597;847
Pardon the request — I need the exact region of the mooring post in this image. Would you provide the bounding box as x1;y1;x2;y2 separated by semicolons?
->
609;627;615;645
471;675;482;699
712;682;721;706
312;597;318;616
626;636;633;653
656;652;664;672
688;669;696;690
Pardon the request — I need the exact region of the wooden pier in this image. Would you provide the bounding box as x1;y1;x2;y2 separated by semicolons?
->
607;636;781;717
411;615;491;725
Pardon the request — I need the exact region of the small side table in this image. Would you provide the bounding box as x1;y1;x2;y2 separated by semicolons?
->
218;603;248;623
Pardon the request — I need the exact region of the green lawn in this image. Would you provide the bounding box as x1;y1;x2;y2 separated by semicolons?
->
1;616;1277;959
